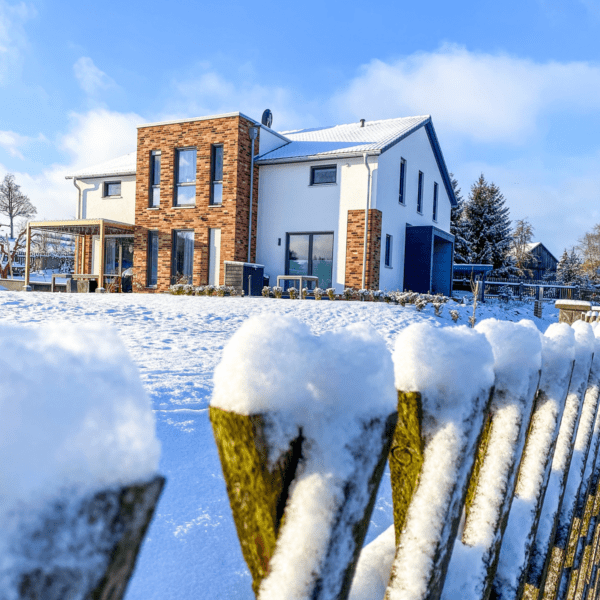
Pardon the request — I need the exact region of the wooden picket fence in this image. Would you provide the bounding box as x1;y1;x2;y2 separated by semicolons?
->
211;312;600;600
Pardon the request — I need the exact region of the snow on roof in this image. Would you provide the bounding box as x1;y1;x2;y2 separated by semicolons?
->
256;115;430;163
65;151;136;179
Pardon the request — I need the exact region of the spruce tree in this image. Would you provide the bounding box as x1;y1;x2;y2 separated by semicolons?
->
464;174;512;272
556;248;584;285
449;174;471;264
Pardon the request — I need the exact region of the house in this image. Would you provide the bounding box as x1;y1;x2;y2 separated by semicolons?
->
24;111;457;295
523;242;558;280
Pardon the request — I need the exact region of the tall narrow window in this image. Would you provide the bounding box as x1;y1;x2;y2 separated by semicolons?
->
171;230;194;284
433;182;438;221
150;151;161;207
399;158;406;204
417;171;424;214
211;145;223;205
385;234;393;268
148;231;158;287
175;148;196;206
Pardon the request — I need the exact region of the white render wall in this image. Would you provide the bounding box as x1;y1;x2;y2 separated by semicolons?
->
376;126;452;292
253;125;454;293
78;175;136;224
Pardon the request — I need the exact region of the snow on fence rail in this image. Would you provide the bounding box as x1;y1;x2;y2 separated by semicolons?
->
211;314;600;600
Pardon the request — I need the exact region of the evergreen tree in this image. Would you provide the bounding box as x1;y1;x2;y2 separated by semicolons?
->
464;174;513;272
449;174;471;264
556;248;584;285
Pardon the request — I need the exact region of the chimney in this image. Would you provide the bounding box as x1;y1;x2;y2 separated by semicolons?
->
360;119;365;127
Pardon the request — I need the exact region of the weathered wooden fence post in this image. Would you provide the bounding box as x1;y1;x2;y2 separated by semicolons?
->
491;323;577;600
441;320;543;600
522;321;596;600
210;315;398;600
383;323;496;600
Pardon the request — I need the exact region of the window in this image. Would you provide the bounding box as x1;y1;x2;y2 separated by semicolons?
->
211;145;223;205
310;165;336;185
385;235;392;268
171;230;194;284
286;232;334;289
399;158;406;204
150;151;161;207
417;171;424;214
175;148;196;206
433;182;438;221
148;231;158;287
104;181;121;197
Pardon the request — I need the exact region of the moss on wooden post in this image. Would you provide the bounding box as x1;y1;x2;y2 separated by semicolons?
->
209;406;303;595
389;391;424;545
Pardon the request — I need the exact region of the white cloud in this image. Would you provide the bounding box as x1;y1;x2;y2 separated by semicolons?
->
332;45;600;144
73;56;117;96
0;109;142;221
0;130;28;159
0;1;35;84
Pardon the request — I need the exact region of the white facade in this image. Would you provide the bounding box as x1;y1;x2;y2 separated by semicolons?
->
256;123;453;293
76;175;136;224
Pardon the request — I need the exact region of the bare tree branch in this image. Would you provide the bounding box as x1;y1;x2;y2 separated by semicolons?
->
0;174;37;239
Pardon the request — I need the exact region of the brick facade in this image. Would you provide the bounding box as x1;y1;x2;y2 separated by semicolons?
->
344;209;382;290
132;115;259;292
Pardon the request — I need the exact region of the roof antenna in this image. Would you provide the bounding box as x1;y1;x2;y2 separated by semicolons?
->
360;119;365;127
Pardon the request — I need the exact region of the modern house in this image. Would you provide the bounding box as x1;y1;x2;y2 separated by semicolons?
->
24;111;457;295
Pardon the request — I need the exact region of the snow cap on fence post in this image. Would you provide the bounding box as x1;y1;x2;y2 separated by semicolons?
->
384;323;495;600
442;319;542;600
492;322;576;600
211;315;398;600
0;321;163;600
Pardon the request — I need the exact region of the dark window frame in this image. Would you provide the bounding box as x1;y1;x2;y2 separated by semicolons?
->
432;182;439;222
385;234;392;268
149;151;161;208
147;230;159;287
174;147;197;207
104;181;121;197
399;158;406;204
210;144;224;205
417;171;424;214
285;230;335;288
171;229;195;285
310;165;337;186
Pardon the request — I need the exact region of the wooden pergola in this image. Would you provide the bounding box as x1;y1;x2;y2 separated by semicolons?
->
25;219;135;291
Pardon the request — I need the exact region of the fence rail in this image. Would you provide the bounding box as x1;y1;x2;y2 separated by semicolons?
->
210;311;600;600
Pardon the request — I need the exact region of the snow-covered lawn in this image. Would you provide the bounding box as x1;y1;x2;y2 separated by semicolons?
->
0;291;559;600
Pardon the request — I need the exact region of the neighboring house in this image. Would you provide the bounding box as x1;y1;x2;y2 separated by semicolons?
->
28;111;457;294
521;242;558;279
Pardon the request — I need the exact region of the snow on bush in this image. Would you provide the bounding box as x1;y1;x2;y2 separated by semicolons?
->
525;320;596;588
443;319;542;600
384;322;495;600
493;323;576;599
212;315;397;600
0;321;160;596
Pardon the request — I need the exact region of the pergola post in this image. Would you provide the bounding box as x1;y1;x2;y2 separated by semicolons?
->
23;223;32;291
97;219;105;292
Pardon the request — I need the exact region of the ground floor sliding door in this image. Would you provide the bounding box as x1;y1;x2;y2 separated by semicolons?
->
286;232;334;290
171;230;194;285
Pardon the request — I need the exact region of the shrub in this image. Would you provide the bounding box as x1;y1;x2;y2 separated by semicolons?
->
450;309;460;322
372;290;383;302
262;286;271;298
216;285;228;297
288;287;298;299
343;288;354;301
302;287;309;299
415;298;428;311
433;302;443;317
273;286;283;299
204;285;216;297
358;289;368;301
314;287;324;300
326;288;336;300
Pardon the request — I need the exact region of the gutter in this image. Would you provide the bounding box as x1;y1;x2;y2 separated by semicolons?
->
362;153;372;290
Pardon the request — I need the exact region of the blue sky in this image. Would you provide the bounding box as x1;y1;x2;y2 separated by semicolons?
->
2;0;600;257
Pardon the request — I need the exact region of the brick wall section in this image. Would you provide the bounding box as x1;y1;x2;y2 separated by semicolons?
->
133;115;259;292
344;209;382;290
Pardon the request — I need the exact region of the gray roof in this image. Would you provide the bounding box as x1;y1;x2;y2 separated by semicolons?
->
65;152;136;179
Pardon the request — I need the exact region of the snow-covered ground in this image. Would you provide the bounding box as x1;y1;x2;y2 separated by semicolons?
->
0;291;560;599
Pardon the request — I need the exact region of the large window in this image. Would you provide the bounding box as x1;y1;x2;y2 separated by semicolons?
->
310;165;336;185
432;182;438;222
399;158;406;204
104;181;121;197
385;234;392;268
175;148;196;206
286;232;334;289
211;145;223;205
171;230;194;284
104;236;134;275
148;231;158;287
150;151;161;208
417;171;424;214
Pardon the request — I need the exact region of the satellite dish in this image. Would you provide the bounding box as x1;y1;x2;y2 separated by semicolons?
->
261;109;273;128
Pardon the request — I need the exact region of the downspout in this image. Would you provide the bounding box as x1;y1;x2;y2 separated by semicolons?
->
362;153;372;289
247;127;258;264
73;177;83;219
73;177;83;274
